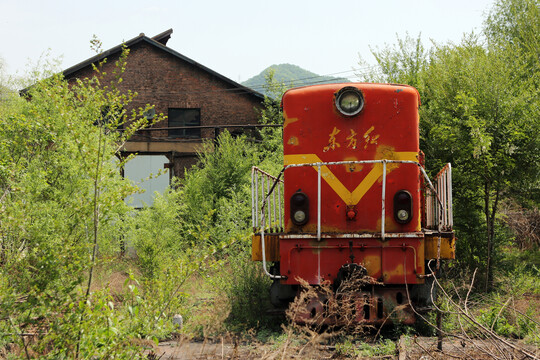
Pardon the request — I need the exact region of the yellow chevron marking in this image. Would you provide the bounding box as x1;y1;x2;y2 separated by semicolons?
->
284;151;418;205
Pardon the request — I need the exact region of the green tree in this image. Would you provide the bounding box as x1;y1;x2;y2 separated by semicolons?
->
178;131;261;248
177;71;285;248
361;0;540;290
421;37;539;290
357;33;428;90
484;0;540;205
0;47;169;357
257;69;286;159
484;0;539;62
0;57;15;101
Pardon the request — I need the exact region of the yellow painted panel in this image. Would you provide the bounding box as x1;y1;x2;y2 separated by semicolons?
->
425;235;456;260
252;234;280;262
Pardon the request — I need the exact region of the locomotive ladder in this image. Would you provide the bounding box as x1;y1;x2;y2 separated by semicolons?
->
252;160;452;279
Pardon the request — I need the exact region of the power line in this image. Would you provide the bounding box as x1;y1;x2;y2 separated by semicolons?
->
243;65;380;89
159;65;383;98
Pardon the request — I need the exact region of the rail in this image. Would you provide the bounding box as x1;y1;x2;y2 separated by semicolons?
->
252;159;452;279
426;163;453;231
251;167;284;233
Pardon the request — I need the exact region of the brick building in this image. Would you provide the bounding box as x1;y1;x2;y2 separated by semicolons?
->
62;29;264;180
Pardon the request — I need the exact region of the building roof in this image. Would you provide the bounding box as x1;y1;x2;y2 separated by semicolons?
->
61;29;264;100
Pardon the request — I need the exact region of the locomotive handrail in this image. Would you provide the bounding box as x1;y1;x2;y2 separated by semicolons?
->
426;163;453;230
253;159;452;279
254;166;286;279
251;166;284;233
281;159;447;238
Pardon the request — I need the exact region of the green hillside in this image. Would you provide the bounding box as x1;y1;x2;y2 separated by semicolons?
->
242;63;350;96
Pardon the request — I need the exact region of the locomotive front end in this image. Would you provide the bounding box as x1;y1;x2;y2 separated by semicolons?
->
251;83;455;325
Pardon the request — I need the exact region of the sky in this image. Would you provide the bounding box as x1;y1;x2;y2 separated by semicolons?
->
1;0;495;84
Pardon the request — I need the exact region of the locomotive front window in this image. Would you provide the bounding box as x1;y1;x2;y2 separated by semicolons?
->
335;87;364;116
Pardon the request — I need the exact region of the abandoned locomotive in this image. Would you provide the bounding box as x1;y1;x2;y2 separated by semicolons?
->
252;83;455;324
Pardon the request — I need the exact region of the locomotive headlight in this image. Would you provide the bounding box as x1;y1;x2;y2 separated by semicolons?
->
393;190;413;224
335;87;364;116
290;191;309;226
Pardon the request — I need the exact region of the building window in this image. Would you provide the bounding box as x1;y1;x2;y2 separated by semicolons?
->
95;105;124;131
168;108;201;138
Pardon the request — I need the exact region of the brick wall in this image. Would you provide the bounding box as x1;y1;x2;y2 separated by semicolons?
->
69;41;262;139
66;39;263;176
171;154;200;178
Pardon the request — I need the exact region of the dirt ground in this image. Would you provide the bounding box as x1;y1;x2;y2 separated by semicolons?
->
150;336;539;360
152;338;333;359
397;336;539;360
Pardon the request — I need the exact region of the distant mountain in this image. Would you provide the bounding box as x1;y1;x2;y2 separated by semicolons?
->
242;64;350;97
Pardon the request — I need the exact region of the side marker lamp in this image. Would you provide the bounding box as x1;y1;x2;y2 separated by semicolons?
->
394;190;413;224
293;210;306;223
290;191;309;226
397;209;409;222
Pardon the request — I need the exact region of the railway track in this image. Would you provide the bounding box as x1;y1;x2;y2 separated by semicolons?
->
151;335;539;359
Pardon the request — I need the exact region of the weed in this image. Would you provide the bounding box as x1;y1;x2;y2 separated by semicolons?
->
335;337;397;358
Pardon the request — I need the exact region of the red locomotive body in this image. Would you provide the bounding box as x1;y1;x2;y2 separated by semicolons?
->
252;83;455;324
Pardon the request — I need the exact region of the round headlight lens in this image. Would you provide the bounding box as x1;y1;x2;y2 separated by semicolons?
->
340;93;360;112
293;210;306;223
335;87;364;116
397;209;409;221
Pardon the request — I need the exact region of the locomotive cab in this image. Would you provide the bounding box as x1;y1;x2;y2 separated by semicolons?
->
252;83;455;325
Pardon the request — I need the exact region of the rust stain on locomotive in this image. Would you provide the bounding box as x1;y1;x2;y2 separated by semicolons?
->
362;255;382;275
343;156;363;172
282;110;298;128
287;136;299;146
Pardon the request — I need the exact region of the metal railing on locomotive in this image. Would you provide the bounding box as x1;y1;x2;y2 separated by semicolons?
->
251;167;284;234
426;163;453;230
252;160;453;280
